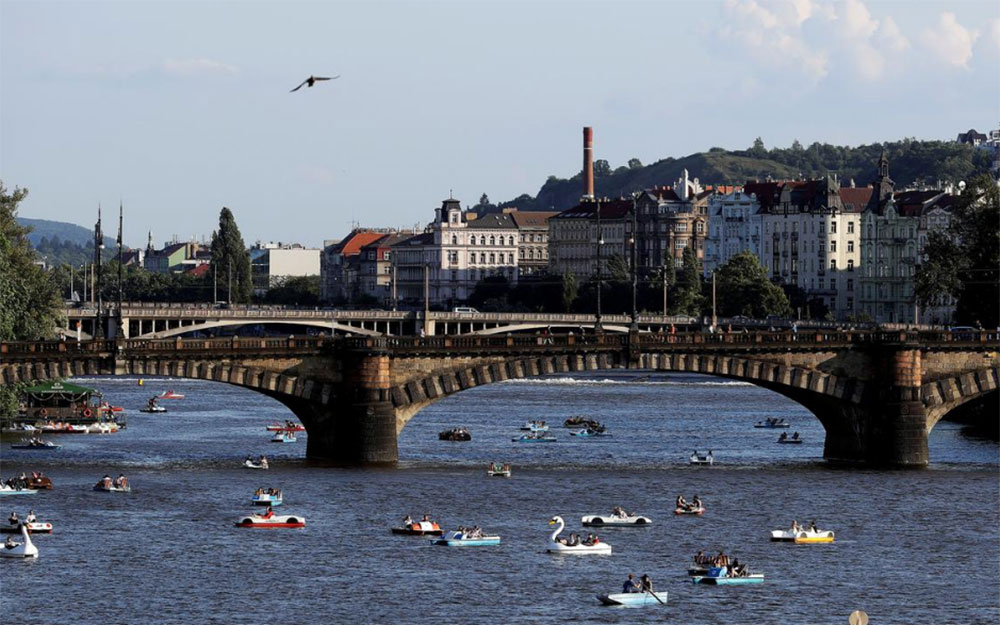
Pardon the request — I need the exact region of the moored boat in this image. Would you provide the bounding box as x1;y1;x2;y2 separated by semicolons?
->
596;591;667;606
547;516;612;554
431;530;501;546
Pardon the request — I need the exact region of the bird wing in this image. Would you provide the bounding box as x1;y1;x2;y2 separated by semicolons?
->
313;75;340;81
290;78;309;92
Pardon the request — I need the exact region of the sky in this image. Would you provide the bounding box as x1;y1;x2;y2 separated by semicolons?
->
2;0;998;249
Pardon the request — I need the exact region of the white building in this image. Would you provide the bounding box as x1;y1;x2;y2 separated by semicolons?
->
250;242;320;293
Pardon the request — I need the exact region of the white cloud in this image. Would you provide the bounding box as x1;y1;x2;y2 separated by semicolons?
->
161;58;238;77
720;0;831;79
842;0;878;40
878;16;910;52
921;12;979;68
991;18;1000;49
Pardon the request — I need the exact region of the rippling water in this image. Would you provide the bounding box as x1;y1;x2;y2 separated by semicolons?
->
1;373;997;624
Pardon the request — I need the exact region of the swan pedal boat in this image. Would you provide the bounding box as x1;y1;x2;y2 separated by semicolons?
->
265;424;305;432
1;521;52;534
597;591;667;606
547;516;612;554
235;512;305;528
770;528;835;543
0;486;38;497
10;442;62;450
0;525;38;558
674;506;706;515
252;493;282;506
431;530;501;546
582;513;651;526
692;567;764;585
391;521;443;536
243;460;268;470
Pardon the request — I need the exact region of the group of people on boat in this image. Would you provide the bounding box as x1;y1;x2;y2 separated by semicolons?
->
23;437;55;447
4;473;34;490
524;420;547;429
621;573;655;593
564;416;601;429
245;455;269;468
778;431;801;441
555;531;601;547
439;427;471;441
693;550;750;577
761;417;788;426
98;474;128;489
790;519;819;533
455;525;486;538
7;510;37;527
254;487;281;497
611;506;631;518
402;514;434;527
676;494;703;511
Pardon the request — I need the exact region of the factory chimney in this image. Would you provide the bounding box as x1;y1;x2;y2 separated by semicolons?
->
583;126;594;200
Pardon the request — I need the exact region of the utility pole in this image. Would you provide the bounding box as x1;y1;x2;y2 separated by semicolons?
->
213;264;218;303
630;192;639;332
115;202;124;337
595;200;603;333
391;263;398;311
662;266;668;320
94;205;105;339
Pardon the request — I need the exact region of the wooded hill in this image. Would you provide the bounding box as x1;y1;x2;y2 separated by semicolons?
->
495;138;994;213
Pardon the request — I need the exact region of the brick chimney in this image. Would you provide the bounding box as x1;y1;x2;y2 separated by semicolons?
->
583;126;594;200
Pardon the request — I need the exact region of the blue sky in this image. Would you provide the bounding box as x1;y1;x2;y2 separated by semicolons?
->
2;0;998;248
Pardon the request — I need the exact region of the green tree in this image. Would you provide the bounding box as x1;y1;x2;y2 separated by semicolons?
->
673;246;704;315
0;182;62;342
593;159;612;177
261;275;321;306
605;253;629;283
917;174;999;326
714;251;792;318
210;207;252;304
750;136;767;157
628;158;643;169
561;272;578;312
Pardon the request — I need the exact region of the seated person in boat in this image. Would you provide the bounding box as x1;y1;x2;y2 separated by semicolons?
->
402;515;413;526
4;536;15;548
258;455;268;468
468;526;482;538
622;573;640;593
114;474;128;488
692;495;703;509
778;432;788;441
101;475;113;489
612;505;629;517
8;512;18;526
421;514;431;523
257;506;274;519
640;574;653;592
25;510;36;524
584;533;599;546
809;520;818;532
676;494;688;510
792;431;800;440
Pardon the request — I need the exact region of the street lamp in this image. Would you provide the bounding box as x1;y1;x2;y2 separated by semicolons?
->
630;192;639;332
595;200;603;333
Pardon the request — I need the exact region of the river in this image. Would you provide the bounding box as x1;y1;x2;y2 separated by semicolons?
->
1;372;997;624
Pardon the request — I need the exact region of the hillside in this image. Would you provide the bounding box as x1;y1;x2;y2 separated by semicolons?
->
17;217;115;248
497;138;993;212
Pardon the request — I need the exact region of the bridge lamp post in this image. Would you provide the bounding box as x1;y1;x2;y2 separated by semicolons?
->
595;200;603;333
629;192;639;332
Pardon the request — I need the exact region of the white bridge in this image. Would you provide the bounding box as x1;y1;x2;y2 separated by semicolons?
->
62;304;703;340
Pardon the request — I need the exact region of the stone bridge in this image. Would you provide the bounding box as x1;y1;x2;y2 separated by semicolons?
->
2;329;997;468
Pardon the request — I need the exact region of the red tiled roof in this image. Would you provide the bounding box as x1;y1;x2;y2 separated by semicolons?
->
838;187;874;213
509;211;559;228
186;264;211;277
333;231;389;256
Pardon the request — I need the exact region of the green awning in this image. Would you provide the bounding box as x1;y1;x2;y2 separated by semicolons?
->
23;381;97;395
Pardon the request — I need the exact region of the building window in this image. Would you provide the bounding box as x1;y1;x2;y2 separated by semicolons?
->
847;259;854;271
830;240;837;253
831;221;837;234
696;222;704;233
508;236;514;246
830;278;836;290
508;253;514;263
847;278;853;291
847;240;854;253
846;297;853;309
451;235;457;245
470;253;476;264
490;236;495;245
847;221;854;234
489;253;495;264
480;253;486;264
830;259;837;271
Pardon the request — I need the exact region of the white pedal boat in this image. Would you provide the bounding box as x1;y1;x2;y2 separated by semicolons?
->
597;591;667;606
0;485;37;497
0;524;38;558
1;521;52;534
93;481;131;493
391;520;444;536
243;459;268;470
486;463;511;477
252;492;283;506
770;527;835;543
431;530;501;546
690;451;713;465
582;512;652;526
547;516;611;554
235;512;305;528
270;432;296;443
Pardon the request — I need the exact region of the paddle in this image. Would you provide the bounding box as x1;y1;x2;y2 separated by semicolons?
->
644;586;666;605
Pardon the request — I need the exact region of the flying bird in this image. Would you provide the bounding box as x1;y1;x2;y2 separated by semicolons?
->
290;75;339;92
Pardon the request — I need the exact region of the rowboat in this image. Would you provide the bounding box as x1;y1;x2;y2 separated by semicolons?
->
0;486;37;497
776;438;803;444
770;527;835;543
596;591;667;606
10;441;61;450
431;531;501;546
243;459;268;470
513;433;556;443
391;520;443;536
582;511;652;526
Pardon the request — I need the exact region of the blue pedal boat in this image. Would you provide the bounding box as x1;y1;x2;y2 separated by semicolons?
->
692;566;764;585
431;530;501;546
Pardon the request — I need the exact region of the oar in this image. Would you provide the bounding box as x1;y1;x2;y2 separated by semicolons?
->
645;586;666;605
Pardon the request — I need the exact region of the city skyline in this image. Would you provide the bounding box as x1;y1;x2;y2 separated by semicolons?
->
2;0;998;247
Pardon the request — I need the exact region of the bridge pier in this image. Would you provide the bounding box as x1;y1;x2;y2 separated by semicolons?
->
818;342;929;467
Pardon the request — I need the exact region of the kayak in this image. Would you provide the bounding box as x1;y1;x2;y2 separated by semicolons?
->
597;591;667;606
